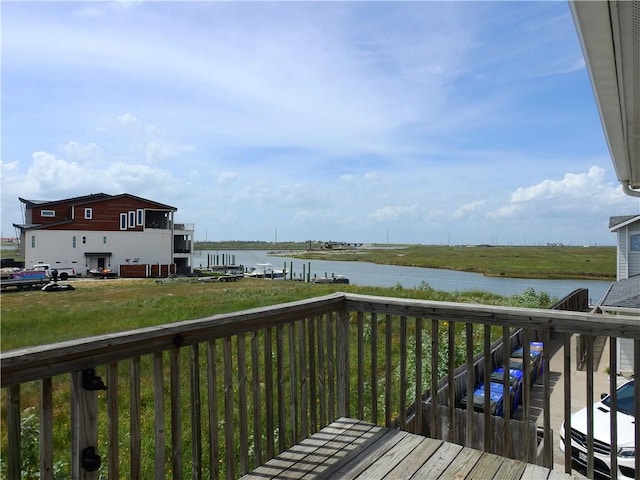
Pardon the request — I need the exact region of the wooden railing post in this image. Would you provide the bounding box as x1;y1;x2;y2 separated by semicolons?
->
40;378;54;480
336;307;350;418
71;369;103;480
7;385;20;480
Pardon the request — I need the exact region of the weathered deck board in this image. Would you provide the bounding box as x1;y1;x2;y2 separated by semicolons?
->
242;418;579;480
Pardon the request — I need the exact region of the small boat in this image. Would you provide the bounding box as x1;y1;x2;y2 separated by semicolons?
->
312;275;349;284
42;282;76;292
245;263;286;279
89;268;117;278
199;274;243;283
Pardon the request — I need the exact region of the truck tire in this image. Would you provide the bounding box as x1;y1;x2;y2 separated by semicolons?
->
60;273;68;280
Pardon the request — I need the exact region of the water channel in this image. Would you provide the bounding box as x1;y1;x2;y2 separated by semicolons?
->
194;250;612;305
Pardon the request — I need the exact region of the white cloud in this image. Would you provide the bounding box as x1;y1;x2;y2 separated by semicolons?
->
453;200;485;219
510;166;606;202
63;142;101;162
340;172;379;183
489;166;633;221
369;204;420;223
2;150;179;204
487;204;525;220
215;172;238;183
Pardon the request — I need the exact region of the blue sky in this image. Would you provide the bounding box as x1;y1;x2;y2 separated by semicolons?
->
2;1;639;246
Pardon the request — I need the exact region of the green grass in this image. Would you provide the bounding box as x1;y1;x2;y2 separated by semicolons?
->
285;245;616;280
1;277;556;351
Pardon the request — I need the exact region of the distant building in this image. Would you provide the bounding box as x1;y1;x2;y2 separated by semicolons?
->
601;215;640;375
13;193;194;276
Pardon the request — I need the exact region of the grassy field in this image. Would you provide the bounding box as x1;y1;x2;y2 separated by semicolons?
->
284;245;616;280
0;276;558;352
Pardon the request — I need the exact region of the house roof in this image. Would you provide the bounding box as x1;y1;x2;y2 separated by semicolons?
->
570;1;640;196
13;219;74;230
19;193;177;211
609;215;640;231
19;193;112;208
600;276;640;310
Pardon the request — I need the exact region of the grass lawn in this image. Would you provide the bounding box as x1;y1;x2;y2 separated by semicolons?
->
0;276;544;351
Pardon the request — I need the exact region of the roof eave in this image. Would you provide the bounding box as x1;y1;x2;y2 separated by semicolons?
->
569;1;639;195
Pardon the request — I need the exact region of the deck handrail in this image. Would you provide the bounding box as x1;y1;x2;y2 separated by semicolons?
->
2;292;639;479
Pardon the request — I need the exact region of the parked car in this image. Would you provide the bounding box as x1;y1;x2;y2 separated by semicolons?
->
559;379;635;479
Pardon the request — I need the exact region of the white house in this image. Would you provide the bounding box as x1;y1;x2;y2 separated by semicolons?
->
600;215;640;375
609;215;640;280
13;193;195;277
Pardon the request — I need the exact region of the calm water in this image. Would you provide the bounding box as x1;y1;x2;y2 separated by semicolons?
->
194;250;612;304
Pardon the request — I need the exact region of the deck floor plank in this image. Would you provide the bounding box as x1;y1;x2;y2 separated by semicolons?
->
325;429;411;480
493;458;528;480
409;441;464;478
326;429;410;480
437;446;484;479
354;430;430;480
243;418;577;480
241;418;384;479
384;437;443;479
465;451;505;479
521;463;553;479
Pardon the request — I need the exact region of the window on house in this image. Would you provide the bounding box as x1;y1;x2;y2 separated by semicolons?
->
129;211;136;228
31;235;36;248
631;234;640;251
82;236;87;245
41;210;55;217
120;213;127;230
103;236;107;244
85;208;93;220
137;209;144;226
72;236;77;248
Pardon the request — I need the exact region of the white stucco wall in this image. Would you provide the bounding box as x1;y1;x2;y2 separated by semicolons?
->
24;229;173;274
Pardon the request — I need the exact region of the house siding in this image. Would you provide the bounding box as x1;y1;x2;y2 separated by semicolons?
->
40;197;169;232
628;224;640;278
618;226;629;279
617;337;635;374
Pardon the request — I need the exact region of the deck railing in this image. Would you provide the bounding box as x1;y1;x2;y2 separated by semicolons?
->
1;292;639;480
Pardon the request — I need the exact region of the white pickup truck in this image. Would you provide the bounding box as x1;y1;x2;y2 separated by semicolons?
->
31;263;80;280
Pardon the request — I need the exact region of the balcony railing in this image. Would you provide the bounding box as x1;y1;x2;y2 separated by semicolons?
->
1;293;639;479
173;223;195;232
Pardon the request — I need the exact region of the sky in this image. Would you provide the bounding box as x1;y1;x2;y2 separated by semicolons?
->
2;1;639;246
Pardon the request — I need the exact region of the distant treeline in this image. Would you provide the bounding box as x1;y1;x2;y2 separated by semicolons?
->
194;240;325;250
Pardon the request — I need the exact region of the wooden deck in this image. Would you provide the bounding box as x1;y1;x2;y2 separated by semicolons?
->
241;418;579;480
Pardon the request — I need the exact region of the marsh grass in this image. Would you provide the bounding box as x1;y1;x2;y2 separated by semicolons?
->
288;245;615;280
